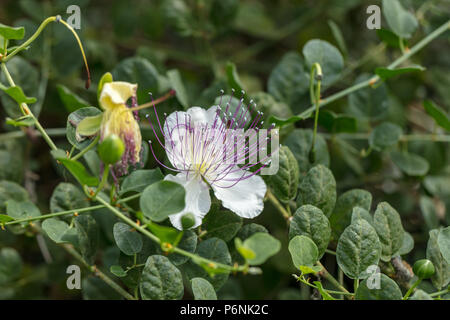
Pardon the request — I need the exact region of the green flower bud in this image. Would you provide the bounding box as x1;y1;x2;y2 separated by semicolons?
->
413;259;435;279
181;213;196;230
98;134;125;165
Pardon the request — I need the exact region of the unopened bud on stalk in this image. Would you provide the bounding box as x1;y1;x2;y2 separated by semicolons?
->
98;134;125;165
181;213;196;230
413;259;435;279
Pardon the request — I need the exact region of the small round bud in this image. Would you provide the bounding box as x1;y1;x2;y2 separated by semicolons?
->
98;134;125;165
413;259;435;279
181;213;196;230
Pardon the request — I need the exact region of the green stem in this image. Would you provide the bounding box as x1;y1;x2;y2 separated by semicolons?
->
72;135;100;160
317;261;351;295
95;196;247;273
293;20;450;121
68;145;76;158
295;274;353;297
93;165;110;198
354;278;359;293
0;128;67;141
266;189;291;220
4;193;141;226
399;37;406;53
429;287;449;298
309;63;322;162
62;244;136;300
323;133;450;143
1;62;58;150
325;249;336;256
338;268;344;300
2;17;57;62
403;278;422;300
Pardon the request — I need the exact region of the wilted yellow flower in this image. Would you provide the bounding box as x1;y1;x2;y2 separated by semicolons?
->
99;81;142;175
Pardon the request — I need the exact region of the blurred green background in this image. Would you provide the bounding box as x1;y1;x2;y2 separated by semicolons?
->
0;0;449;299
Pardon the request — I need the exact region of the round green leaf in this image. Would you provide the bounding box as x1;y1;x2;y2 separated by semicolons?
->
373;202;405;262
66;107;102;150
185;238;231;290
423;176;450;197
288;235;319;270
337;219;381;279
0;180;28;212
167;69;189;109
242;232;281;265
74;215;99;265
437;226;450;264
140;181;186;222
50;183;89;213
112;57;160;102
76;113;103;137
297;164;336;217
82;276;122;300
6;200;40;220
266;145;299;203
390;151;429;176
303;39;344;87
191;277;217;300
289;205;331;259
267;51;309;108
113;222;143;256
427;229;450;290
202;208;242;242
410;289;433;300
251;91;293;119
57;84;91;113
347;74;388;120
110;265;127;278
0;57;39;118
355;273;402;300
398;232;414;256
0;247;23;285
351;207;374;226
329;189;372;240
119;169;164;195
140;255;184;300
419;196;439;230
369;122;402;151
382;0;418;39
284;129;329;174
42;218;78;245
423;100;450;131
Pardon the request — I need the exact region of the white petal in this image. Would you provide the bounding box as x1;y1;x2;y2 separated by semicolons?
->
186;106;221;126
164;173;211;230
205;105;221;126
163;111;190;169
211;169;267;219
163;111;187;137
